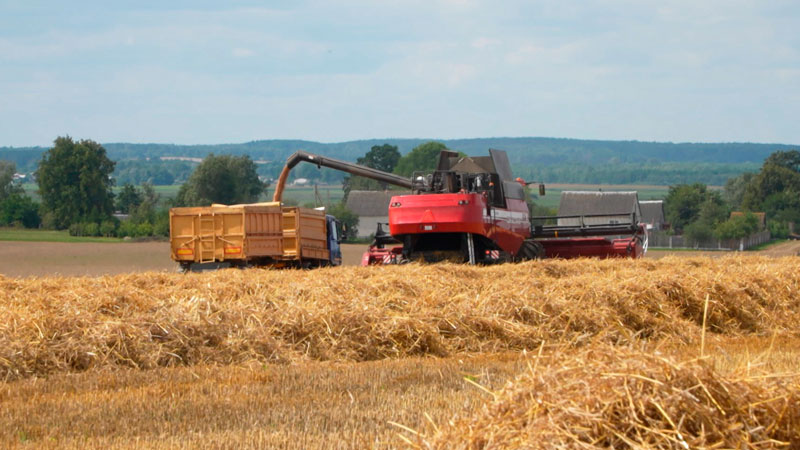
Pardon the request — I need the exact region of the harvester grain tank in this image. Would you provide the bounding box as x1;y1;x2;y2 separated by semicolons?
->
271;149;646;265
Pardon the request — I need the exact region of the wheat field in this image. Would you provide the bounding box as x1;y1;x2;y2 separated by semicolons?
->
1;256;799;448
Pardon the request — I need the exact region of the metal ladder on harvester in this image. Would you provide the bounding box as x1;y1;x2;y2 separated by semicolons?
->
198;214;217;263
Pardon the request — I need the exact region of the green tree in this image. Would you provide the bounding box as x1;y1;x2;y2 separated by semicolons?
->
176;154;267;206
714;213;760;240
723;172;755;210
0;193;40;228
130;182;160;225
116;183;143;214
1;160;41;228
0;160;23;200
663;183;721;233
684;221;715;246
763;150;800;172
36;136;116;229
393;141;449;177
343;144;402;198
742;161;800;211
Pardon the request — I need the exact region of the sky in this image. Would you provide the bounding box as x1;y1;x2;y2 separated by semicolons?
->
0;0;798;147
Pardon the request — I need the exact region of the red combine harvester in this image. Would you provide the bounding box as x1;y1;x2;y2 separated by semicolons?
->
272;149;646;265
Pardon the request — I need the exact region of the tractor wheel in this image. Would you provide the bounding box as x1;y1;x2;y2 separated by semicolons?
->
518;240;545;260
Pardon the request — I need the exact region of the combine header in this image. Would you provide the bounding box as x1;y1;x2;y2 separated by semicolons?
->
272;149;646;265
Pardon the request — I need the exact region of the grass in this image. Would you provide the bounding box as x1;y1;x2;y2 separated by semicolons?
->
747;238;788;251
0;228;121;243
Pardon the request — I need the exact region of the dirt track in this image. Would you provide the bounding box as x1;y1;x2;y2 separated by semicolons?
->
0;241;795;278
0;242;370;277
757;240;800;256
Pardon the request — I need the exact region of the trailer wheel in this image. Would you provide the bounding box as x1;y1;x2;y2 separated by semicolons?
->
177;262;192;273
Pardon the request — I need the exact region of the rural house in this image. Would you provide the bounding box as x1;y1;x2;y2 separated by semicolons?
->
557;191;642;227
345;190;399;238
639;200;666;231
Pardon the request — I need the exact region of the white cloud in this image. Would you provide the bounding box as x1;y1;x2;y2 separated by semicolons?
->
471;37;501;50
0;1;799;145
232;47;254;58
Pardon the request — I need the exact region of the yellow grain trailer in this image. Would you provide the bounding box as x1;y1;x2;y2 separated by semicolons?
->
170;202;283;270
170;203;339;270
281;206;329;263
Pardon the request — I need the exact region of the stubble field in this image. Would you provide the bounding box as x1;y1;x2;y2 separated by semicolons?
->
0;254;799;448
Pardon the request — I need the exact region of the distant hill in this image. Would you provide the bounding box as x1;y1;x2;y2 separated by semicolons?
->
1;137;795;185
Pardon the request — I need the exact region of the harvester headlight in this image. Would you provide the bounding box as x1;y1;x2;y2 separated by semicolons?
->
458;200;470;205
391;202;402;207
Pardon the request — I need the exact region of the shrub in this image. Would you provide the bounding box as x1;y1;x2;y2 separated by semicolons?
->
684;222;714;246
714;213;759;240
153;213;170;237
117;220;138;238
767;220;790;239
100;220;117;237
84;222;100;237
68;222;85;236
0;193;41;228
135;222;153;237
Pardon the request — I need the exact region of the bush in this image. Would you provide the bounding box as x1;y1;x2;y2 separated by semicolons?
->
135;222;153;237
767;220;790;239
84;222;100;237
684;222;714;246
117;220;138;238
0;193;41;228
68;223;85;236
100;220;117;237
714;213;759;240
153;212;170;237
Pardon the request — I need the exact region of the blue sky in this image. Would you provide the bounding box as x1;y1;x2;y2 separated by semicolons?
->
1;0;798;147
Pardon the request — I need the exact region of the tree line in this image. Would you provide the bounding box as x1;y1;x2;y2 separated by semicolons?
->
0;137;457;241
1;136;797;244
4;137;791;186
0;137;270;238
664;150;800;243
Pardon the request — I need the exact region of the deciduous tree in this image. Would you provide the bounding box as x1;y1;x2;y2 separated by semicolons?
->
393;141;449;177
35;136;115;229
176;154;267;206
343;144;401;198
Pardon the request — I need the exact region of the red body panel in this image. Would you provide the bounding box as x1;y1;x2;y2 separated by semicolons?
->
539;237;643;259
387;192;530;255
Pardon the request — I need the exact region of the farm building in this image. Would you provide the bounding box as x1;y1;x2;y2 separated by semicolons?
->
345;190;398;238
557;191;641;227
639;200;666;230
